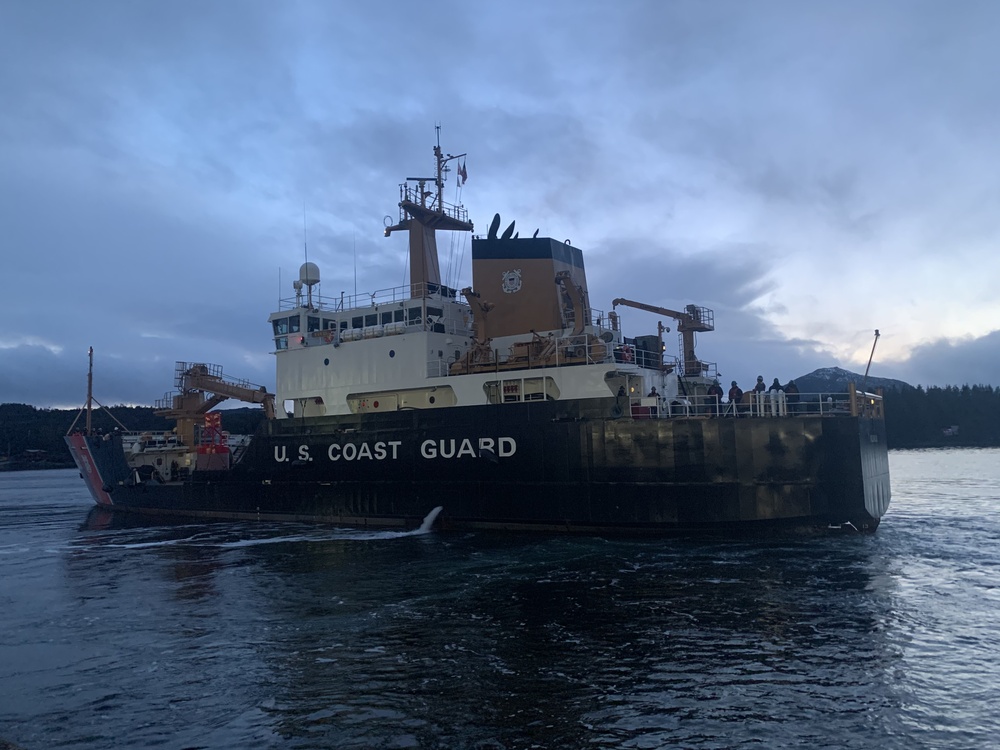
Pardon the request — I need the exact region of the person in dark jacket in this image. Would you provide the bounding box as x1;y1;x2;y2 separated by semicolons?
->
753;375;766;393
728;380;743;403
785;379;800;413
706;380;724;415
727;380;743;417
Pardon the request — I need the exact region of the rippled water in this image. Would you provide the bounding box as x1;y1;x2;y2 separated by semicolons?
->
2;448;999;749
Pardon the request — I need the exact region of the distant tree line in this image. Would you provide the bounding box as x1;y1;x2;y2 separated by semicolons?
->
882;384;1000;448
1;385;998;468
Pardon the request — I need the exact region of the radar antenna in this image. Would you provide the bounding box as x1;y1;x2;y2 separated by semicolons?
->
384;129;475;299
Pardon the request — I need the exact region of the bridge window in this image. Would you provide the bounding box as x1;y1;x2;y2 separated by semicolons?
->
288;315;300;333
427;306;445;332
273;317;289;335
502;380;521;403
307;316;320;333
524;377;560;401
365;313;378;326
483;377;559;404
484;382;501;404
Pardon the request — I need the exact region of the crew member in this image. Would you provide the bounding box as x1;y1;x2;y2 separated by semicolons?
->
785;379;800;413
728;380;743;403
707;380;724;415
728;380;743;416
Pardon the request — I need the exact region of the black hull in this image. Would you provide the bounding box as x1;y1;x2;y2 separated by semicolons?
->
67;399;890;533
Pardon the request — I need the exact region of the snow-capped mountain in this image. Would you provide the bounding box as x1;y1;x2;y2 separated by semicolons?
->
791;367;911;394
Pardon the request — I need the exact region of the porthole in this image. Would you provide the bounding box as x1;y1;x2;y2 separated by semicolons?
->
389;350;395;358
324;358;330;366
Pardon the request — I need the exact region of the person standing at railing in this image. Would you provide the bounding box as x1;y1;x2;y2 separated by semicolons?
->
767;378;788;416
707;379;724;415
728;381;743;416
784;379;800;413
750;376;767;416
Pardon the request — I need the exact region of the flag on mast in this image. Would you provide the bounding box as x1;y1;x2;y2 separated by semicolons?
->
459;159;468;185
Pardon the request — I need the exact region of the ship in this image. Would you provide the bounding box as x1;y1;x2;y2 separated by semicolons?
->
66;136;891;533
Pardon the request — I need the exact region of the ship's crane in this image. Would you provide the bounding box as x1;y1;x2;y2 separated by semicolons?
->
555;271;588;336
155;362;276;449
611;298;715;376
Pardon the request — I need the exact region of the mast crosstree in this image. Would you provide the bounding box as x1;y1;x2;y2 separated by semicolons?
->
384;130;473;295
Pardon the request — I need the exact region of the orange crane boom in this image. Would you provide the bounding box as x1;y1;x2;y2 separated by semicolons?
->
155;363;276;448
611;297;715;376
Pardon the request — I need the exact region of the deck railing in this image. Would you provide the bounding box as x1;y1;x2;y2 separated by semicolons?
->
278;282;462;313
427;333;618;377
630;384;884;420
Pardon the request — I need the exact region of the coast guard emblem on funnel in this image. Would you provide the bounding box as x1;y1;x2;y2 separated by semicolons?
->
501;269;522;294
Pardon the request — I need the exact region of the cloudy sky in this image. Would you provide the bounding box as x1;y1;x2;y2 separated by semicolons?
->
2;1;998;408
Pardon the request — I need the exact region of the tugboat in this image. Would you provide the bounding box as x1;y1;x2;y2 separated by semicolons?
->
66;135;891;532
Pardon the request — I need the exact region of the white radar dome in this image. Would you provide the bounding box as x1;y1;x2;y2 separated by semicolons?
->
299;262;320;286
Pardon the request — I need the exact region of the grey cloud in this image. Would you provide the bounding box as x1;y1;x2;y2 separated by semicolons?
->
2;1;999;408
882;331;1000;388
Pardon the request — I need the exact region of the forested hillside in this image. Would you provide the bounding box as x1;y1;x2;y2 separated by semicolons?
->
883;385;1000;448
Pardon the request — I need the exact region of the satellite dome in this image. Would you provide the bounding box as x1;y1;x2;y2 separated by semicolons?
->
299;262;320;286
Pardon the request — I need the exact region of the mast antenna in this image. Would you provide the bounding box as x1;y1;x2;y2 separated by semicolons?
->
65;347;130;436
86;346;93;434
302;203;309;266
860;329;881;395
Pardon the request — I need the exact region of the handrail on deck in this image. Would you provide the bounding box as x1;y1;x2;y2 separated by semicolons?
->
629;388;885;420
427;332;616;377
278;282;462;314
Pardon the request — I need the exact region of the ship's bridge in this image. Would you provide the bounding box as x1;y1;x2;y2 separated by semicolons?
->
269;281;471;352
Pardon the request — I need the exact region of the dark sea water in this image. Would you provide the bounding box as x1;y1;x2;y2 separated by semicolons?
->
2;448;999;749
